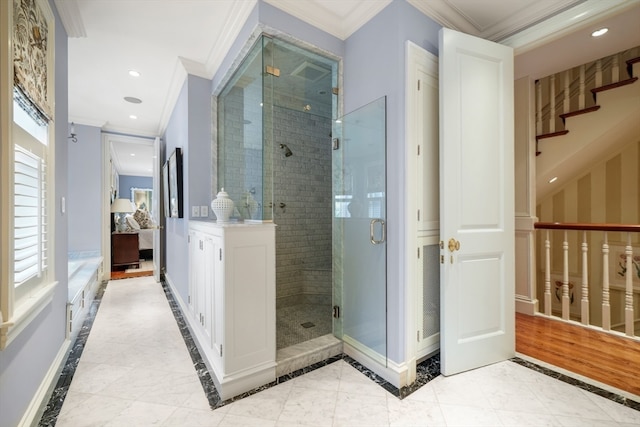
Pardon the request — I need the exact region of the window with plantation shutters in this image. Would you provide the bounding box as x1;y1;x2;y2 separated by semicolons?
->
1;0;56;350
14;145;47;288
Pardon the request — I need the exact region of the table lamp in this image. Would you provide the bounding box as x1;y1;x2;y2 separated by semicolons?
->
111;198;135;232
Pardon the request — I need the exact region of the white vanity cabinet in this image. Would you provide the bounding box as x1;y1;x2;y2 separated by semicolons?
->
188;229;216;348
188;221;276;400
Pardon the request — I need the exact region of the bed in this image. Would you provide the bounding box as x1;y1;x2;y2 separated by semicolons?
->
125;210;156;259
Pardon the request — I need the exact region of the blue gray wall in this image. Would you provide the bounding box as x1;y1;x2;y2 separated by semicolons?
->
0;2;69;425
163;74;212;305
343;0;440;363
187;75;213;217
119;175;153;200
68;123;102;253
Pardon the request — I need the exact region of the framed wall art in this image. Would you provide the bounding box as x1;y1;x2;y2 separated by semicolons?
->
168;147;183;218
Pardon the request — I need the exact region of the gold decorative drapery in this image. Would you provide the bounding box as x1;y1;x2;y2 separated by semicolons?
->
13;0;52;121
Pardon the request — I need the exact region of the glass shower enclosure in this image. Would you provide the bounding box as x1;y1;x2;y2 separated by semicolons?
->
217;34;388;366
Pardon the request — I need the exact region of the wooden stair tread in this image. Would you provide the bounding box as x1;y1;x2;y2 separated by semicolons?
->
536;130;569;140
626;57;640;66
559;105;601;120
591;77;638;94
626;57;640;78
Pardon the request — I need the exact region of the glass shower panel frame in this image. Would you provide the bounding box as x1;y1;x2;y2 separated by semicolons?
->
333;96;387;363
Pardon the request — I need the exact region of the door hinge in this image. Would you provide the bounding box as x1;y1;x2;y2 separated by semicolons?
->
440;255;444;264
219;344;223;357
417;79;421;91
417;247;420;259
417;209;420;222
332;87;339;95
417;330;420;342
188;295;191;304
332;138;340;150
333;305;340;318
219;248;222;261
265;65;280;77
417;145;420;156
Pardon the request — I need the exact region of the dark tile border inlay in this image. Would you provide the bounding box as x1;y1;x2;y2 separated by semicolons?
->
38;281;108;427
159;279;222;408
341;353;441;399
511;357;640;412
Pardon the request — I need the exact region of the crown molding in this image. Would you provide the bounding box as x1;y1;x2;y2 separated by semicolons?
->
204;0;257;78
480;0;582;41
500;0;640;54
264;0;392;40
340;0;393;39
53;0;86;38
406;0;482;36
156;58;188;137
179;57;209;80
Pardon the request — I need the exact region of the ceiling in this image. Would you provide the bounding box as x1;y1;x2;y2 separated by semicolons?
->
56;0;640;177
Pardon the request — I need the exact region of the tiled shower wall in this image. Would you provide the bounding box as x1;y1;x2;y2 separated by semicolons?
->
273;106;332;307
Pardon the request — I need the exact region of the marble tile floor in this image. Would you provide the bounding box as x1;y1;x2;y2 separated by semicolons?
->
43;276;640;426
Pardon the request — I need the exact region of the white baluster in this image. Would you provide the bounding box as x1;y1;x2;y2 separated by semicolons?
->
562;230;570;320
536;80;542;136
578;65;586;110
581;231;589;325
550;74;556;133
563;70;570;114
544;230;551;316
595;59;603;88
625;233;634;336
612;54;620;84
602;233;611;330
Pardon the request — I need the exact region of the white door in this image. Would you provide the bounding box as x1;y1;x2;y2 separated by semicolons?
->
439;28;515;376
152;136;161;282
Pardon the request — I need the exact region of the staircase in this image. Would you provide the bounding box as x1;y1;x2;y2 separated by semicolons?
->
535;47;640;202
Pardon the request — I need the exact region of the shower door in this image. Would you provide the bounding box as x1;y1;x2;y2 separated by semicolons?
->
334;97;387;363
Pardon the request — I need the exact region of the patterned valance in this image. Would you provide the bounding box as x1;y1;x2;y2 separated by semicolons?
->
13;0;52;122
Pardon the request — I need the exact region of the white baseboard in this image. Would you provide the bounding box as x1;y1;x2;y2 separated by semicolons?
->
516;297;538;315
19;338;71;427
343;340;411;389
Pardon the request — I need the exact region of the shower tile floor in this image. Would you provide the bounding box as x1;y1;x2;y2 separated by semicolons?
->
276;302;333;349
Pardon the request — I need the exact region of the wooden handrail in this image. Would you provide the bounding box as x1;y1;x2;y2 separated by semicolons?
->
534;222;640;232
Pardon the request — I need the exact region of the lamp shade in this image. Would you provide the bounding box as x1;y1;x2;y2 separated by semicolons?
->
111;198;135;213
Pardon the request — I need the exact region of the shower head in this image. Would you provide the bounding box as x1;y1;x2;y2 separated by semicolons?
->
280;144;293;157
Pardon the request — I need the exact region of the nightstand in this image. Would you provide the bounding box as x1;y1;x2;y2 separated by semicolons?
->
112;232;140;269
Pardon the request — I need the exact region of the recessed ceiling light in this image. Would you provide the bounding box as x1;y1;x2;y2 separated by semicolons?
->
130;153;136;157
549;177;558;183
591;28;608;37
129;70;141;77
124;96;142;104
129;115;137;120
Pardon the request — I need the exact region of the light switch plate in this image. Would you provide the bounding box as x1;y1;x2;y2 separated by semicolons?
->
191;206;200;217
200;206;208;217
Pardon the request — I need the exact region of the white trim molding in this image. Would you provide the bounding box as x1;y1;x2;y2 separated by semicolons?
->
343;340;412;389
18;338;71;426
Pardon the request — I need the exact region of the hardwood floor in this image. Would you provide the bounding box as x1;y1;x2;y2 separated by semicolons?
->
516;312;640;397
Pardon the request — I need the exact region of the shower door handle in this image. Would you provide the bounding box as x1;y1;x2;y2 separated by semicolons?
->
370;219;386;245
